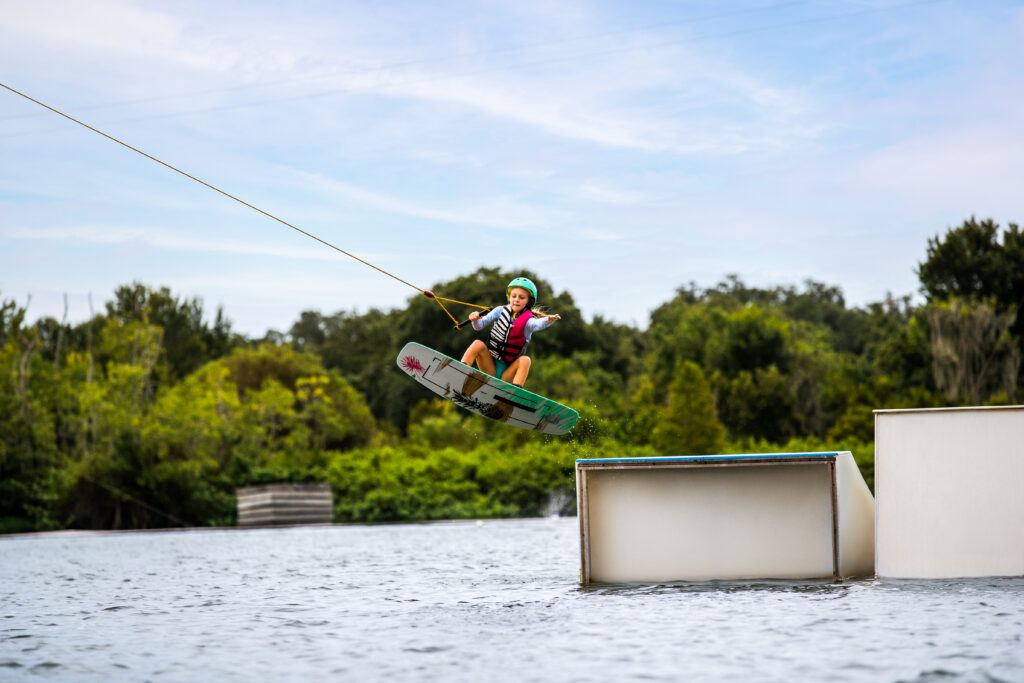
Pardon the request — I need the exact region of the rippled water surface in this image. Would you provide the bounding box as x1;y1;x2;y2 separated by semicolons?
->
2;518;1022;681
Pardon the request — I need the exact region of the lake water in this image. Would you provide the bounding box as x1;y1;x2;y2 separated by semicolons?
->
1;518;1022;681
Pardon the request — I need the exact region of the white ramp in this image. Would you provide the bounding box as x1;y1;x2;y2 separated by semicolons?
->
875;406;1024;579
576;452;874;584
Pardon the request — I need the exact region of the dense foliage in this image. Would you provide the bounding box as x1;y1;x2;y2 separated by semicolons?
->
2;218;1020;532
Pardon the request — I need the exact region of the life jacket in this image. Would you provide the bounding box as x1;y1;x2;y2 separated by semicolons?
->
487;306;534;364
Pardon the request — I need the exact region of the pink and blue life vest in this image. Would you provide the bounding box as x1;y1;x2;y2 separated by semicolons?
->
487;307;534;364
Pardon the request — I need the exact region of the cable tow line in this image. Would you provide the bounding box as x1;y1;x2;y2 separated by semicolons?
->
1;82;490;326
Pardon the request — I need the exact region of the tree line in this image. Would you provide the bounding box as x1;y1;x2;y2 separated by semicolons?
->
2;217;1020;533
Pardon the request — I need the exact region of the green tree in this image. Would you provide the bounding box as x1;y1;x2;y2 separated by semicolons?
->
652;361;726;455
674;275;873;354
646;298;809;441
864;295;934;392
104;283;238;382
0;296;62;532
220;344;377;452
59;315;166;529
645;299;725;398
617;375;661;445
918;218;1024;341
142;362;244;525
708;304;791;377
918;218;1023;303
926;298;1020;403
587;315;646;382
717;366;799;443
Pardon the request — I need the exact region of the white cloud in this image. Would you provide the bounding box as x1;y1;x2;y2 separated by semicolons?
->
0;225;398;263
343;42;816;155
572;227;629;242
571;183;648;206
843;119;1024;218
2;0;235;73
3;0;819;159
292;170;563;230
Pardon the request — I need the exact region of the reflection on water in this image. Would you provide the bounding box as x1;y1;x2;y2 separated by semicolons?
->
1;519;1022;681
579;578;860;596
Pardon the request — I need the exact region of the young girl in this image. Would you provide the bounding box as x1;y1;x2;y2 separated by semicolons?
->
460;277;560;387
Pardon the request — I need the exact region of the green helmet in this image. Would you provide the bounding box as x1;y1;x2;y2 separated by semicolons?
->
506;276;538;303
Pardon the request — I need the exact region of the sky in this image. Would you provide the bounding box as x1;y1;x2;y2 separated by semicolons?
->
2;0;1023;336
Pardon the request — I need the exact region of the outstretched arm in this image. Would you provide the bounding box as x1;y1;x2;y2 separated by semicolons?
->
524;313;560;341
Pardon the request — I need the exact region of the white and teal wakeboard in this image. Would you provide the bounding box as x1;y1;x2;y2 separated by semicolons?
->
397;342;578;435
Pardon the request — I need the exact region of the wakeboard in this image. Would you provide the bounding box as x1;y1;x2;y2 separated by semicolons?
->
397;342;578;435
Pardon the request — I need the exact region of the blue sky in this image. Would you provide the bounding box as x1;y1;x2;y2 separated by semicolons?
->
2;0;1022;336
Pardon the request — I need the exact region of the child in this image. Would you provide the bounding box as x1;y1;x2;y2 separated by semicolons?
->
460;277;560;387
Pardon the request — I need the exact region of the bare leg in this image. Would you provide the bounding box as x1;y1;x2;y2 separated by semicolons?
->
461;340;497;375
502;356;531;386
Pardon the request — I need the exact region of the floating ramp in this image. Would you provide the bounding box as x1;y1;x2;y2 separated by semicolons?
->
236;483;333;527
575;452;874;584
875;405;1024;579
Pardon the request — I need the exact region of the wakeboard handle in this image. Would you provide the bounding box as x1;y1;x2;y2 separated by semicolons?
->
454;307;492;330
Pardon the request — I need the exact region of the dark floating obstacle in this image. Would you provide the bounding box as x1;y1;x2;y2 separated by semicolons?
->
236;483;333;527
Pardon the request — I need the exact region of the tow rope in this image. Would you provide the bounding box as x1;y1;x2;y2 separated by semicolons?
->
1;82;489;327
